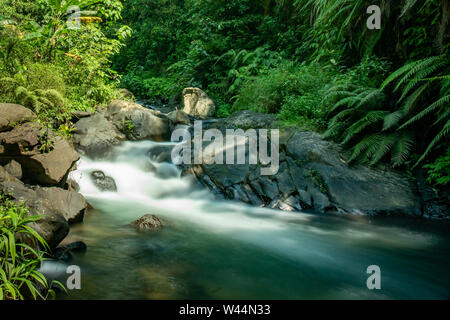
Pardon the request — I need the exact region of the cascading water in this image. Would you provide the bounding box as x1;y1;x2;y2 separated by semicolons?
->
50;140;450;300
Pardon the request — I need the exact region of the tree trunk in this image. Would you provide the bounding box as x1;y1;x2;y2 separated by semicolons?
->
436;0;449;53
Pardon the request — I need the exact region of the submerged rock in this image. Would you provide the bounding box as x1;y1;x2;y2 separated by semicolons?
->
53;241;87;261
132;214;164;230
90;170;117;192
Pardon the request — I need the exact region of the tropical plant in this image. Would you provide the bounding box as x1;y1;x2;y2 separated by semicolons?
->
425;147;450;186
380;55;450;165
323;84;415;166
0;193;63;300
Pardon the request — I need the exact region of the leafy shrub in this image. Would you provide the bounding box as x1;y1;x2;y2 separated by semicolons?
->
233;62;335;130
425;147;450;187
23;64;66;94
0;193;63;300
324;54;449;169
0;64;68;127
120;73;180;102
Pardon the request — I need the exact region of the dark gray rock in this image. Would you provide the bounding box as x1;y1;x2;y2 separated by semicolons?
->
53;241;87;261
90;170;117;192
182;125;422;217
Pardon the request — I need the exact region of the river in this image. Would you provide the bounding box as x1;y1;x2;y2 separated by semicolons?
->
51;140;450;300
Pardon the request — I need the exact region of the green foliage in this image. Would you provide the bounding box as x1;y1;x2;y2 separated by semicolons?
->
0;193;63;300
381;55;450;166
425;147;450;186
120;73;180;103
0;64;68;127
0;0;130;129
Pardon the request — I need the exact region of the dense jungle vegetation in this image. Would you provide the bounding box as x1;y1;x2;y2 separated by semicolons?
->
0;0;449;185
0;0;449;301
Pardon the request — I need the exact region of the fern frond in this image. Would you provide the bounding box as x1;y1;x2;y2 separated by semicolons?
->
348;133;382;163
342;110;388;144
383;110;405;131
369;133;397;165
416;119;450;166
399;94;450;129
391;133;414;167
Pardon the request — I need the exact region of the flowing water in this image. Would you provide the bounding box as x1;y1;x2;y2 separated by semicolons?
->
50;140;450;300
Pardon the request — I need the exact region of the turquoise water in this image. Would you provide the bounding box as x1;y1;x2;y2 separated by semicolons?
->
52;141;450;300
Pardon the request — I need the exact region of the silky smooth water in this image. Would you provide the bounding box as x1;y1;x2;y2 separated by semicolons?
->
52;141;450;300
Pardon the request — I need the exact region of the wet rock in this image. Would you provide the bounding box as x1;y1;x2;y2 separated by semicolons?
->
182;120;422;217
0;103;37;132
90;170;117;192
72;110;94;120
148;145;174;163
155;163;179;179
53;241;87;261
182;87;216;119
0;178;69;249
132;214;163;230
28;205;70;250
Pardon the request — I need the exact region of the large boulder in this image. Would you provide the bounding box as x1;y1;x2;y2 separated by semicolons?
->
0;167;71;249
285;131;421;216
105;100;172;141
34;187;87;224
183;113;422;217
72;113;125;158
0;103;37;132
182;88;216;119
0;122;79;185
